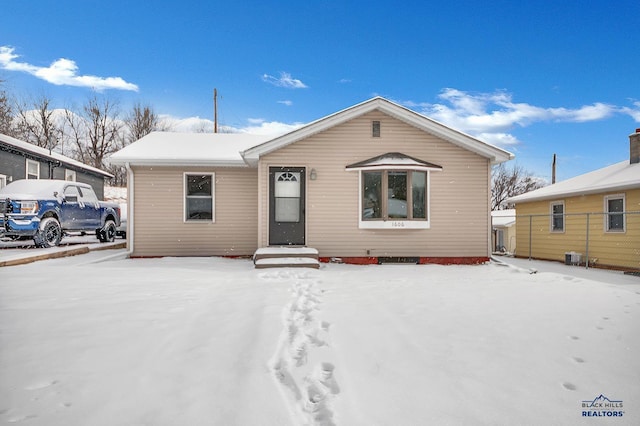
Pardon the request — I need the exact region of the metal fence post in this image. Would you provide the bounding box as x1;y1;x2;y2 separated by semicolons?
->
529;215;532;260
585;213;590;269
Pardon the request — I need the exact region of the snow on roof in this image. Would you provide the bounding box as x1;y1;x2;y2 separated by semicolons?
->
492;209;516;227
346;152;443;171
508;161;640;204
108;132;271;167
0;133;113;178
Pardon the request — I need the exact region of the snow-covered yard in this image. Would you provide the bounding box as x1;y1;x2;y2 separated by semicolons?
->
1;256;639;425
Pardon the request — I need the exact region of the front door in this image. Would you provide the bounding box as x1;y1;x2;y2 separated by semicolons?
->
269;167;305;245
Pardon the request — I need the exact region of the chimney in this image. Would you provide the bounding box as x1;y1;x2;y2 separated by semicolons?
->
631;128;640;164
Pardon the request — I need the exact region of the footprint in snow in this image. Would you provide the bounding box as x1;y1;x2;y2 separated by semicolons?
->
24;380;58;391
562;382;577;391
571;357;585;363
568;335;580;340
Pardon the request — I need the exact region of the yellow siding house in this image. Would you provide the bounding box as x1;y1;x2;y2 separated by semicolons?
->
508;130;640;271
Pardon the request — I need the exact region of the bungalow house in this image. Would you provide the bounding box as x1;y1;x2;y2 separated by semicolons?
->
507;129;640;270
108;97;513;264
0;133;113;199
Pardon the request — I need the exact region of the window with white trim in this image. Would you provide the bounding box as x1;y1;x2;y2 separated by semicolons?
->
184;173;215;222
26;159;40;179
550;201;564;232
363;170;427;220
604;194;625;232
65;169;77;181
359;169;431;229
347;152;441;229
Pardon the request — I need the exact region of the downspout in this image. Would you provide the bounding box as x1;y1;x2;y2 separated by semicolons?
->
125;162;134;256
487;160;492;259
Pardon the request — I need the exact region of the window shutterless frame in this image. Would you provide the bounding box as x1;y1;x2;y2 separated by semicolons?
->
26;159;40;179
183;173;215;222
549;200;565;232
604;194;625;232
358;169;431;229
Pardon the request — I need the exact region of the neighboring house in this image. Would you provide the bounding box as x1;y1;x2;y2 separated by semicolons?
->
491;209;516;254
0;133;113;199
508;129;640;270
108;97;513;263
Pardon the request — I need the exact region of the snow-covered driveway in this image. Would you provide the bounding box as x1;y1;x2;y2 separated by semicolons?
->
1;256;639;425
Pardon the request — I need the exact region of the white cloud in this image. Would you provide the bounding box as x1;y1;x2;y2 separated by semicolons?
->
262;72;308;89
620;101;640;122
277;100;293;106
411;88;620;147
235;118;303;135
0;46;138;92
159;114;303;136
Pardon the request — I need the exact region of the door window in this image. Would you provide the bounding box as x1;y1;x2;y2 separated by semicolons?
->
275;172;300;222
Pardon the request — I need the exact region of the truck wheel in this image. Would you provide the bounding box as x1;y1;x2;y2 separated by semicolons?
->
99;220;116;243
34;218;63;248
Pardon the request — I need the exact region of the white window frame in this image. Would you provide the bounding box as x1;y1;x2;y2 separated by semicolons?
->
357;168;432;229
604;194;625;233
549;200;565;233
183;172;215;223
65;169;77;181
26;159;40;179
0;174;6;189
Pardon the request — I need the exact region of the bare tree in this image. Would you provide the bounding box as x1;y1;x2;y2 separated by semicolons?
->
491;163;545;210
0;81;16;136
64;96;122;170
125;103;159;143
14;95;62;150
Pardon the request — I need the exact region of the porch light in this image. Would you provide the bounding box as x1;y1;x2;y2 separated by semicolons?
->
310;168;317;180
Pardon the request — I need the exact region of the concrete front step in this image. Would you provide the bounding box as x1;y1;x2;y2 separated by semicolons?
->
253;247;320;269
254;256;320;269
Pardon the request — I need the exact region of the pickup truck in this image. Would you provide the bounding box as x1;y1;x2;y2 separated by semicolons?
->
0;179;121;248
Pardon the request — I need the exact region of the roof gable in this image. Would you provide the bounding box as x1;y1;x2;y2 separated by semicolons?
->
242;97;514;166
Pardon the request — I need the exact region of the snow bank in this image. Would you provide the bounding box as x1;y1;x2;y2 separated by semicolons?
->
1;257;638;425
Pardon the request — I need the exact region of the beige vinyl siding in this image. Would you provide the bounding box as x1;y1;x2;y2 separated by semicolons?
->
258;110;491;258
131;166;258;257
514;188;640;269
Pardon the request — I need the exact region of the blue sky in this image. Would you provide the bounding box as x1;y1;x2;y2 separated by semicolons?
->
2;0;639;182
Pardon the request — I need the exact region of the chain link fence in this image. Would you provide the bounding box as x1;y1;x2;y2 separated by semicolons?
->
494;211;640;270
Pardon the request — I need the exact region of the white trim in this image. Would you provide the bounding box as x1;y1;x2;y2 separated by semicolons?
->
125;163;134;254
183;172;216;223
346;164;442;172
26;158;40;179
357;169;431;230
604;193;626;233
0;174;6;189
549;200;565;233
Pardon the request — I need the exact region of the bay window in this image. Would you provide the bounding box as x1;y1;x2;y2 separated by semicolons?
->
348;152;441;229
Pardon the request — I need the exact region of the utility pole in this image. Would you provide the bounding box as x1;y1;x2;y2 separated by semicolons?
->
213;88;218;133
